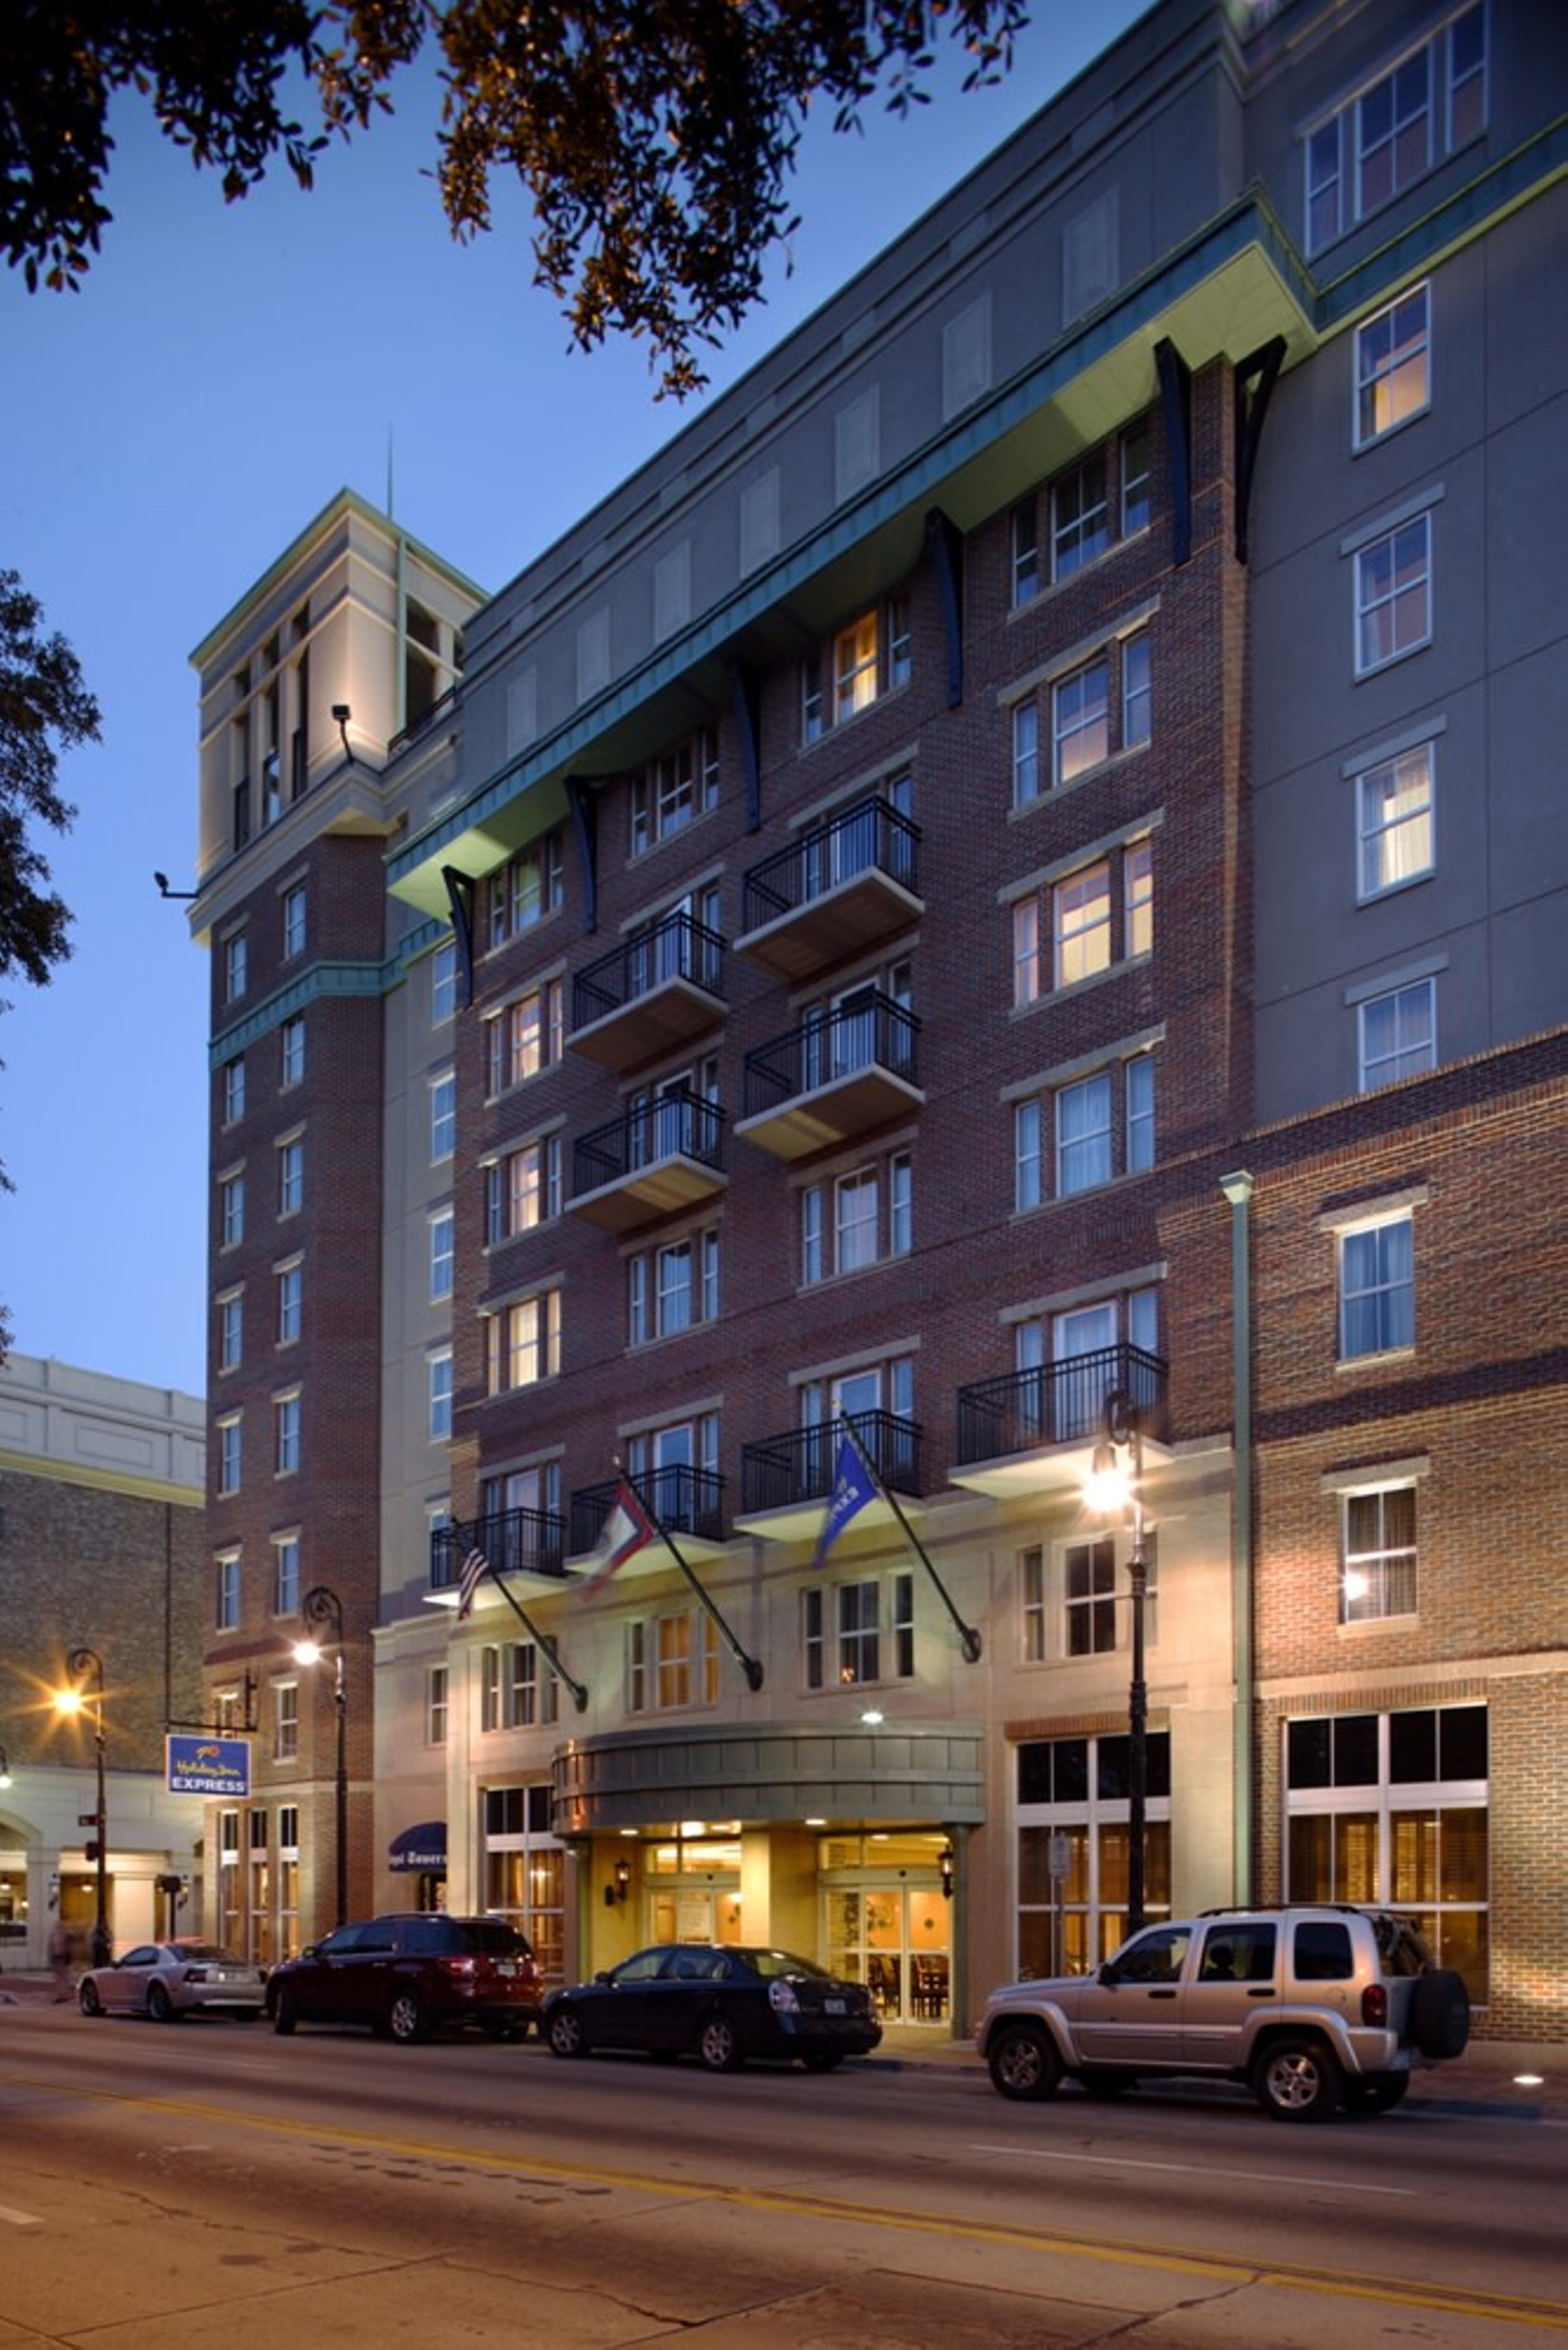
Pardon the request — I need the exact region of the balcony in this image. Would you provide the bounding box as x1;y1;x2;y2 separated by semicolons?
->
735;1411;922;1545
430;1507;569;1596
735;992;922;1161
568;1088;726;1232
736;796;922;981
951;1343;1170;1499
570;1466;727;1570
569;911;726;1075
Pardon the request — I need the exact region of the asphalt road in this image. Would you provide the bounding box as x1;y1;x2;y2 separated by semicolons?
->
1;2004;1564;2346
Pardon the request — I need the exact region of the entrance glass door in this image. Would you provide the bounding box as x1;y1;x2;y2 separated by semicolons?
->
824;1879;950;2023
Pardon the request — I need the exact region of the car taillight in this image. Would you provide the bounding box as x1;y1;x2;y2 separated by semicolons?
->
1361;1981;1388;2026
441;1956;478;1979
768;1980;800;2014
183;1969;206;1983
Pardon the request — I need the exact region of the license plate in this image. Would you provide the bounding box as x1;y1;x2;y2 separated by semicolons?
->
496;1960;516;1977
825;1996;846;2014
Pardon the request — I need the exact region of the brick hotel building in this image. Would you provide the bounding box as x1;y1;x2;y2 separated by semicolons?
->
184;0;1566;2037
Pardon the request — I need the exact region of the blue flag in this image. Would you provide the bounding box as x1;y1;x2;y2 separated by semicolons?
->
814;1431;877;1568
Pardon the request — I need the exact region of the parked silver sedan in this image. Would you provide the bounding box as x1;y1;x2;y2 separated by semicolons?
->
77;1940;267;2022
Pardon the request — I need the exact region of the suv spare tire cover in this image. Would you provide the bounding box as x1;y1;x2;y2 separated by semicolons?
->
1412;1968;1470;2059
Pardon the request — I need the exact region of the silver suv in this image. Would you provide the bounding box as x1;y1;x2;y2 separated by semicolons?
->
978;1905;1470;2120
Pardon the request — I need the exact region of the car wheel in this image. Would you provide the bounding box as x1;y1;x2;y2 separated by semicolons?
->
1412;1969;1470;2060
147;1981;176;2024
696;2011;744;2072
386;1991;428;2045
78;1979;102;2017
1343;2071;1410;2115
801;2052;844;2072
1252;2036;1342;2121
987;2023;1063;2101
272;1986;298;2036
548;2006;588;2058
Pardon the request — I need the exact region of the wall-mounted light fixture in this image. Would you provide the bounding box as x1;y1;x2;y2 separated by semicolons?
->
613;1856;632;1902
331;703;356;764
153;872;197;900
939;1845;955;1901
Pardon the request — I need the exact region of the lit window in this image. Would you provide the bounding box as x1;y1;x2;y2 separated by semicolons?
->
485;980;564;1095
1357;744;1435;899
1355;284;1430;447
1054;861;1111;988
487;1135;562;1243
1053;659;1109;785
1342;1487;1417;1622
486;1292;561;1394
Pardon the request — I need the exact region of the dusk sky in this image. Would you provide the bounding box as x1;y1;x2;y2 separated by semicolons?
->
1;7;1143;1402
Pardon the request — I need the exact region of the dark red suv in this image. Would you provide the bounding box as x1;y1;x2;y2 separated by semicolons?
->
266;1913;543;2044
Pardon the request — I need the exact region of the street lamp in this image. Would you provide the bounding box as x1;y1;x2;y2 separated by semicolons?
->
1085;1391;1149;1940
55;1648;110;1967
293;1587;348;1930
0;1742;12;1790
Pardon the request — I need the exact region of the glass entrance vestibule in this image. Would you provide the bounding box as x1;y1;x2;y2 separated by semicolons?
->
821;1833;953;2022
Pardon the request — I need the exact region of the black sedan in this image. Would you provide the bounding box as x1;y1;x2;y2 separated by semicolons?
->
543;1943;882;2072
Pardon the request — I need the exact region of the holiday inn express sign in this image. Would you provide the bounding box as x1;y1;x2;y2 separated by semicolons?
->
167;1735;251;1798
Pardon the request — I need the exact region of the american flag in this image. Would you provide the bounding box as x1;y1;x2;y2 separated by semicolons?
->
456;1547;490;1620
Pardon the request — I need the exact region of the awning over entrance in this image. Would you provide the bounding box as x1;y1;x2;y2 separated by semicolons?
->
388;1820;446;1873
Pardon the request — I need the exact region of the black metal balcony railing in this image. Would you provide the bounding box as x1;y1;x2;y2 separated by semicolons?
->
572;1087;725;1198
954;1343;1169;1467
741;1411;921;1516
570;1466;726;1552
741;796;920;934
430;1507;569;1590
571;910;725;1032
742;993;918;1121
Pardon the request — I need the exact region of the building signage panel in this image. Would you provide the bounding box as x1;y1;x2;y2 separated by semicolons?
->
166;1735;252;1797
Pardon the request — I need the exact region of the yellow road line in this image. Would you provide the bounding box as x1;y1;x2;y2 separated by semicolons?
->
5;2067;1565;2331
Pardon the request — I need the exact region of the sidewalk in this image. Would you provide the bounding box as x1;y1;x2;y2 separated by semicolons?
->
5;1972;1559;2116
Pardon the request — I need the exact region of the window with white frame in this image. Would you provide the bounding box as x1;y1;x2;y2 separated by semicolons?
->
273;1680;298;1762
800;1152;911;1284
1011;840;1153;1007
485;978;565;1096
1126;1053;1156;1173
274;1391;301;1476
1355;283;1430;448
430;1069;456;1162
486;1134;563;1244
272;1532;300;1617
481;1642;560;1731
1357;741;1436;898
802;600;911;742
1012;1286;1161;1443
1355;511;1432;673
1020;1545;1047;1663
1359;976;1436;1090
1015;1060;1158;1208
625;1414;718;1532
802;1571;915;1690
431;937;456;1025
426;1663;448;1745
224;932;247;1003
628;1228;719;1344
216;1549;241;1629
281;882;307;959
280;1014;305;1087
632;729;719;854
626;1610;719;1714
1011;631;1151;809
218;1415;242;1496
1285;1702;1488;1993
223;1056;245;1125
1016;1731;1173;1971
277;1135;303;1217
1065;1535;1118;1655
486;831;564;947
1010;420;1151;607
1056;1074;1113;1197
429;1208;454;1302
1339;1213;1414;1358
277;1259;302;1346
1304;7;1485;256
1341;1484;1418;1623
218;1290;243;1373
486;1291;561;1395
429;1347;453;1438
220;1171;245;1249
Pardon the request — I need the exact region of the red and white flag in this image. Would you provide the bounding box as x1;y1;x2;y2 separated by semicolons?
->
578;1481;655;1594
455;1547;490;1620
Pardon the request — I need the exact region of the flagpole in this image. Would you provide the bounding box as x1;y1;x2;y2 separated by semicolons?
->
842;1419;983;1663
463;1533;588;1711
627;1472;765;1692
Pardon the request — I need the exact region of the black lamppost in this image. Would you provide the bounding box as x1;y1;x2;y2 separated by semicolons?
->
1087;1392;1149;1939
57;1648;110;1967
293;1587;347;1929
